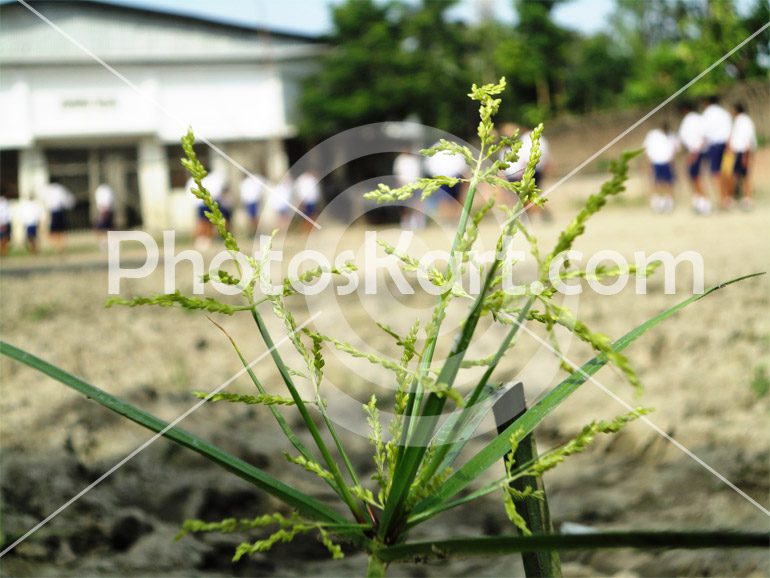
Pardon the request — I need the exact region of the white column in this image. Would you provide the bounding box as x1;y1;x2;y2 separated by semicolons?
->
266;138;289;182
18;147;47;200
137;138;169;232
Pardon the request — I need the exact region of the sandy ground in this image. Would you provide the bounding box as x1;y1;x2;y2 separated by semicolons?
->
1;163;769;577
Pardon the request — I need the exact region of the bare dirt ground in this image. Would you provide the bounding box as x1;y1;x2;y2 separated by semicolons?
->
1;160;769;577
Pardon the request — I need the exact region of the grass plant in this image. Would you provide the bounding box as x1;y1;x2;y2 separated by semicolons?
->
2;79;767;576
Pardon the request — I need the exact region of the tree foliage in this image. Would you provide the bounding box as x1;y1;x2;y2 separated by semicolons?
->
298;0;769;142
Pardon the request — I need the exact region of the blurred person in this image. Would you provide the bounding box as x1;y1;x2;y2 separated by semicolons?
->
187;170;225;250
240;173;264;236
677;101;710;214
185;175;209;249
19;197;43;254
425;142;466;220
219;185;235;231
702;95;733;209
94;183;115;247
268;175;294;230
394;148;425;229
643;123;678;213
295;170;322;232
0;195;11;256
502;127;552;220
728;102;757;211
41;180;74;251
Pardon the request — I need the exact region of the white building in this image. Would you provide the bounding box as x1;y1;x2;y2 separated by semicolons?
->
0;0;324;233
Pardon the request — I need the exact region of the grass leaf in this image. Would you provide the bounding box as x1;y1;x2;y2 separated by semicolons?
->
411;272;764;517
0;340;349;527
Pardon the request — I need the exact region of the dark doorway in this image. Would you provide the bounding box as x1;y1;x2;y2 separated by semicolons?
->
45;146;141;230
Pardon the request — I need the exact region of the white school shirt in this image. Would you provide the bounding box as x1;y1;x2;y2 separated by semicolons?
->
186;173;224;207
702;104;732;144
729;113;757;153
678;112;705;153
42;183;74;211
643;129;678;165
268;178;293;210
393;153;422;186
94;184;114;211
0;197;11;226
425;146;466;178
240;175;264;205
504;131;550;177
19;199;43;226
295;173;321;204
203;172;225;201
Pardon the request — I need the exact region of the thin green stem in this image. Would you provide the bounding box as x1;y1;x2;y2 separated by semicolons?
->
380;172;483;540
319;401;364;489
420;296;535;479
249;307;366;523
366;554;389;577
207;318;359;505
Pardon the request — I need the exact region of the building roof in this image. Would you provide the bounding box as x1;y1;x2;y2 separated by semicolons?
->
0;0;326;65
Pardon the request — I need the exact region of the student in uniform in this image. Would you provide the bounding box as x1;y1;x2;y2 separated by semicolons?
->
187;170;226;250
727;102;757;210
295;170;322;233
42;180;75;252
643;123;679;213
394;148;425;229
678;102;710;214
19;197;43;254
94;183;115;230
502;126;552;220
268;175;294;231
240;174;264;236
425;143;466;219
701;95;733;209
0;195;11;256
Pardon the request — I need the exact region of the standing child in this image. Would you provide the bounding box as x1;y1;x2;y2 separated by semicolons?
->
702;96;733;209
240;174;264;236
425;143;466;220
677;101;709;214
42;180;75;252
728;103;757;211
0;195;11;256
19;197;43;254
394;149;424;229
94;182;115;248
295;170;322;232
268;175;294;231
643;123;678;213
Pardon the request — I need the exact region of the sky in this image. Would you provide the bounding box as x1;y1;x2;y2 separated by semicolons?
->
2;0;757;37
96;0;620;36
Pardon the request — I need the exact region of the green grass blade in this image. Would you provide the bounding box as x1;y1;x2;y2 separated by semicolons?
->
374;531;770;563
249;308;367;523
423;298;535;479
208;317;317;462
209;319;363;506
411;272;764;516
0;340;348;526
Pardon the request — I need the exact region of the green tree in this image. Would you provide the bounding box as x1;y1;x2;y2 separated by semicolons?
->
490;0;573;124
610;0;768;103
563;33;634;113
297;0;472;141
